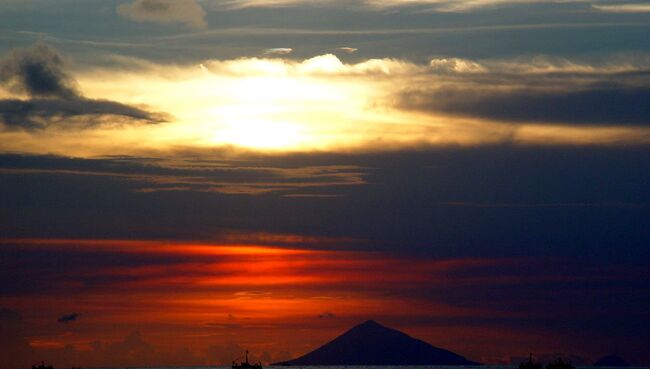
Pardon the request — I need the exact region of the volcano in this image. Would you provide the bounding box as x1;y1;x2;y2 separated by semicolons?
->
273;320;477;365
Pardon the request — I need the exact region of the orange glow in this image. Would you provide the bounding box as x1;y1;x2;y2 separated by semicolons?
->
1;237;590;366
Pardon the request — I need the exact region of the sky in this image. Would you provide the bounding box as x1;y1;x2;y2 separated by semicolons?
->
1;0;650;368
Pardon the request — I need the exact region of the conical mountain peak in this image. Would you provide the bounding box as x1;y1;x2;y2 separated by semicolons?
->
351;319;386;331
273;320;477;365
594;355;630;367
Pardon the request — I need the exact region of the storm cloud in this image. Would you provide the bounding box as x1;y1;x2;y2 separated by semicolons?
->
0;43;167;130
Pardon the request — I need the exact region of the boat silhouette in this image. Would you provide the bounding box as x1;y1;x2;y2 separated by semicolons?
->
232;350;262;369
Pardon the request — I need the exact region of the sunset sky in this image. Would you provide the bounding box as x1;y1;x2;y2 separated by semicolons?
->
1;1;650;368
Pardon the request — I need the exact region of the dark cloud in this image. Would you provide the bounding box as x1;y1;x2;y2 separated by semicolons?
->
399;82;650;126
0;153;367;196
117;0;207;29
0;42;77;99
0;98;166;130
0;43;167;130
57;312;79;324
1;146;649;262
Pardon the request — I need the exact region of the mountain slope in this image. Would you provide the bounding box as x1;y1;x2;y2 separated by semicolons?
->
274;320;477;365
594;355;630;367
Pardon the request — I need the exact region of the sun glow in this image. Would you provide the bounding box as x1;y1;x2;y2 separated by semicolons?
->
198;71;366;151
213;120;304;149
76;60;378;153
7;54;646;158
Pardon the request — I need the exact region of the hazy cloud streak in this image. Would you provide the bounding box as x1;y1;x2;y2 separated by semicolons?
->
592;3;650;12
117;0;207;29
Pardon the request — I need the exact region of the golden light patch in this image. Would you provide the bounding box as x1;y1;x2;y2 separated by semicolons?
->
3;54;649;157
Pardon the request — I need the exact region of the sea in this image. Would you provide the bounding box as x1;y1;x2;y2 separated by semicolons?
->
86;365;650;369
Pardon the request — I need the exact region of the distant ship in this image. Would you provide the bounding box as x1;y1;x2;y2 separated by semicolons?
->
232;350;263;369
519;354;543;369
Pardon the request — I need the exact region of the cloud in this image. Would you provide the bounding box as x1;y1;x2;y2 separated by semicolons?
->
264;48;294;55
0;43;167;130
0;43;77;99
3;237;650;365
212;0;580;12
363;0;569;12
440;201;649;209
429;58;486;73
117;0;207;29
336;47;358;54
592;3;650;13
3;146;650;260
203;53;422;76
392;56;650;127
204;53;650;128
57;313;79;324
398;84;650;126
0;98;166;130
0;153;367;196
6;52;647;155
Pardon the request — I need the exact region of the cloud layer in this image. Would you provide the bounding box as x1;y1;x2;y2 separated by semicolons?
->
394;56;650;126
212;0;585;12
1;239;649;367
2;51;650;155
0;153;367;196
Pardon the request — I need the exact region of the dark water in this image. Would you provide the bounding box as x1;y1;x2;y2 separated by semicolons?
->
95;365;650;369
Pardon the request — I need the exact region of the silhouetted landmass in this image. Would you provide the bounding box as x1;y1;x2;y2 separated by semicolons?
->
519;354;543;369
546;357;575;369
594;355;630;367
273;320;477;365
32;362;54;369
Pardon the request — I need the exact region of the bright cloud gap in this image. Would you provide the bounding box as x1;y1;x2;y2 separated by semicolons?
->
3;45;650;158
